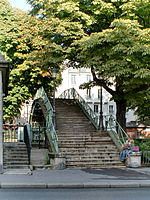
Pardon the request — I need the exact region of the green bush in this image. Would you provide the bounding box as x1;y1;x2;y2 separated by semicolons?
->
134;139;150;151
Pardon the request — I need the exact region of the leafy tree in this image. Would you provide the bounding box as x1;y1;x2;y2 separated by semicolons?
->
0;0;62;121
26;0;150;129
70;19;150;130
121;0;150;121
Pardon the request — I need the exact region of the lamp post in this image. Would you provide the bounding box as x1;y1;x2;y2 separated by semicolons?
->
98;86;104;131
52;67;57;129
0;53;9;173
26;100;29;123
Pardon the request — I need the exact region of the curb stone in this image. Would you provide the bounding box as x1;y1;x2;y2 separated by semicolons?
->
1;182;150;189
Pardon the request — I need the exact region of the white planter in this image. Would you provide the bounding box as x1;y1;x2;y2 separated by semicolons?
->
126;152;142;168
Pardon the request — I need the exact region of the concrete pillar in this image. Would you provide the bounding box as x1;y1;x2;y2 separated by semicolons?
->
0;71;3;173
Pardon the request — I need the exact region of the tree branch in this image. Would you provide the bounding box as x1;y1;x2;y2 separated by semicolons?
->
91;66;115;96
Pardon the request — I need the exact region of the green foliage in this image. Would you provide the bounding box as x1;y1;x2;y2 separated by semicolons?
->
0;0;62;121
70;18;150;98
134;139;150;151
121;0;150;28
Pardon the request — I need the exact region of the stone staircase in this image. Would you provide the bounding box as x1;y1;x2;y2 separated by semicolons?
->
56;99;124;169
3;142;29;169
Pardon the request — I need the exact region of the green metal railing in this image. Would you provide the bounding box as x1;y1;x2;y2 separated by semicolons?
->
142;151;150;166
104;115;129;150
59;88;99;129
59;88;129;151
32;87;58;153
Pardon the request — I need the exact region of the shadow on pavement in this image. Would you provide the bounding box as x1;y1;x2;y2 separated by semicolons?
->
82;168;150;180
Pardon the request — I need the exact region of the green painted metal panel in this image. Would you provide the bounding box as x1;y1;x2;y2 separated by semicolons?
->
32;87;58;153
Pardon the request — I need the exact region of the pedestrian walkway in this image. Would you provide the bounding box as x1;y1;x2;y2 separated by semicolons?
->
1;168;150;189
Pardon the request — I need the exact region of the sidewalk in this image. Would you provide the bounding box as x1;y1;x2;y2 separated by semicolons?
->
1;167;150;189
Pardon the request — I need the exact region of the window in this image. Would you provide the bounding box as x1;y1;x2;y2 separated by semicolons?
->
71;75;76;85
87;75;91;82
86;89;91;98
94;105;99;113
109;105;114;114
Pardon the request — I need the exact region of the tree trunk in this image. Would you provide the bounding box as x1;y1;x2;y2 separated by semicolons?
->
115;99;127;132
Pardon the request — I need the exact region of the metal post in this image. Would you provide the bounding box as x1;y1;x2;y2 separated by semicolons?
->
53;77;56;129
52;67;56;129
26;101;29;123
38;125;40;149
98;86;104;131
0;71;3;173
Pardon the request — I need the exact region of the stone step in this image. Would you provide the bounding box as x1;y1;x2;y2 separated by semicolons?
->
58;137;112;143
66;159;122;165
59;142;114;146
59;144;116;148
62;152;120;158
57;129;96;132
4;148;27;152
4;156;28;161
4;153;27;158
60;153;120;158
32;164;53;170
4;161;29;165
58;135;110;139
58;133;109;137
66;161;124;167
59;144;114;149
3;165;29;169
56;116;90;120
4;144;27;148
67;160;122;165
58;131;107;134
57;123;95;126
65;152;120;156
59;145;118;151
66;156;121;161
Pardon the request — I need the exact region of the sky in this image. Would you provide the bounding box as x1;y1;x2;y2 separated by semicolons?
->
8;0;31;11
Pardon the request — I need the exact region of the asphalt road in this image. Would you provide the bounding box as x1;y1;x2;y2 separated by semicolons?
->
0;188;150;200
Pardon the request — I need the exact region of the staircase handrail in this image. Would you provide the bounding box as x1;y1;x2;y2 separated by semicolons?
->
33;87;58;153
59;88;99;129
104;114;129;150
